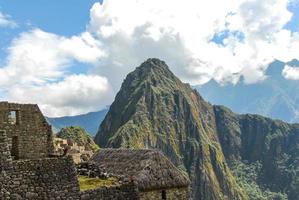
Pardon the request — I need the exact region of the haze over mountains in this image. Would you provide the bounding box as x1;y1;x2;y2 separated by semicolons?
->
197;59;299;123
47;108;108;135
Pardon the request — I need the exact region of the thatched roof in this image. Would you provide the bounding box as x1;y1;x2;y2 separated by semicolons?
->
89;149;190;191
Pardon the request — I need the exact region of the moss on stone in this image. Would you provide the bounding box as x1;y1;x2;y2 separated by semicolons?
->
78;175;119;191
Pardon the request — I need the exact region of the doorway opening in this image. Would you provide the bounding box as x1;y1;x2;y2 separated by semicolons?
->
11;136;19;160
162;190;166;200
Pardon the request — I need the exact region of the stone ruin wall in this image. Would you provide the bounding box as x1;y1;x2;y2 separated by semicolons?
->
77;161;189;200
0;102;53;160
80;183;190;200
0;130;12;171
0;142;140;200
78;162;141;200
0;156;80;200
0;102;189;199
139;187;190;200
54;138;94;164
80;183;140;200
0;129;142;200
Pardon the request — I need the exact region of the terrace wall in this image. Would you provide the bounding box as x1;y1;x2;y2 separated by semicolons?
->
80;183;139;200
0;156;80;200
139;187;190;200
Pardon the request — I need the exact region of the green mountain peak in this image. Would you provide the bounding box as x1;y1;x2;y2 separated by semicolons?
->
95;59;299;200
95;58;246;200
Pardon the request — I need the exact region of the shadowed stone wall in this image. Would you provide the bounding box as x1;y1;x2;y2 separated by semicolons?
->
0;130;12;171
0;156;80;200
139;187;190;200
0;102;189;199
80;183;139;200
0;102;53;159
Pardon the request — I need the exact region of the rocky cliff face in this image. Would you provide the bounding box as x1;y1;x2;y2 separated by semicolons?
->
215;106;299;199
95;58;299;199
95;58;246;200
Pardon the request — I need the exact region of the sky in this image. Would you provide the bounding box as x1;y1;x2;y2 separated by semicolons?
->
0;0;299;117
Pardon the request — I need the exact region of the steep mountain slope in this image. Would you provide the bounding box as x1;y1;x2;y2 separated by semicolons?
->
95;58;299;200
56;126;99;151
197;60;299;123
47;60;299;137
95;58;246;200
47;108;108;135
215;106;299;199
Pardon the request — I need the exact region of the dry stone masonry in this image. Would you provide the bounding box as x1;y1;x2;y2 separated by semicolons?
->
80;183;140;200
54;137;93;163
0;102;190;199
0;102;53;160
0;156;80;199
0;102;80;199
0;130;12;171
89;149;191;200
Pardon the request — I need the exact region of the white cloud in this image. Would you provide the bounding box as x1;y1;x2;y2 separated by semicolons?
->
1;0;299;116
282;65;299;80
88;0;298;85
0;29;104;86
0;29;109;117
4;74;113;117
0;12;17;28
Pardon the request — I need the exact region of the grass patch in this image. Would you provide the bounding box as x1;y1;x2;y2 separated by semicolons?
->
78;175;119;191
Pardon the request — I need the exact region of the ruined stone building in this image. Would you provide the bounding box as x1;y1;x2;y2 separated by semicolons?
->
0;102;190;199
53;137;93;163
0;102;53;160
89;149;191;200
0;102;79;199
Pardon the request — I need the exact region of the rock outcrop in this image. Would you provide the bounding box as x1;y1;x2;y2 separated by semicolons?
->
95;58;246;200
215;106;299;199
95;58;299;199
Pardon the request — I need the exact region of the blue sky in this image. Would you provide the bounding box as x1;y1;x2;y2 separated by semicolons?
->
285;2;299;32
0;0;298;72
0;0;101;35
0;0;101;60
0;0;299;117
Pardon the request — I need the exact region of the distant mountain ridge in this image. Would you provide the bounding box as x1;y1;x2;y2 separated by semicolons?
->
47;108;108;135
95;58;299;199
47;60;299;137
196;59;299;123
95;58;246;199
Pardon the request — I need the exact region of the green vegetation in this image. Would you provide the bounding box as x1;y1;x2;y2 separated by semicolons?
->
94;58;299;200
232;161;287;200
56;126;99;151
95;58;247;200
78;176;119;191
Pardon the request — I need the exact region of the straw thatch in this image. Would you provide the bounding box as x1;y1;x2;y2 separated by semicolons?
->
89;149;190;191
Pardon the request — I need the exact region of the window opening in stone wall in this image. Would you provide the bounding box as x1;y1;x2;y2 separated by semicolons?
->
8;111;18;125
11;136;19;160
162;190;167;200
